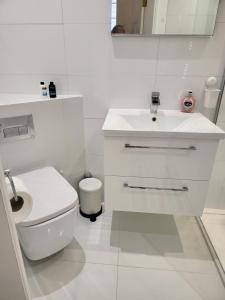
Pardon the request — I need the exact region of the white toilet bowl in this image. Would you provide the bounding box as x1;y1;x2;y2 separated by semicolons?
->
16;166;78;260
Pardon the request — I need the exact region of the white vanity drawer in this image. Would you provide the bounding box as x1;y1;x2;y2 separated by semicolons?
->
104;176;208;216
104;137;218;180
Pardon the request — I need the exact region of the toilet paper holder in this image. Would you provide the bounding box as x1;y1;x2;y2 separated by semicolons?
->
4;169;24;212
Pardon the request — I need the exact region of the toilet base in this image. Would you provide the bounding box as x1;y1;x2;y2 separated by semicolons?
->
80;207;102;222
17;206;77;260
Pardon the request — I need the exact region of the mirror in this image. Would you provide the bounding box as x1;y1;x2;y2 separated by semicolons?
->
111;0;220;36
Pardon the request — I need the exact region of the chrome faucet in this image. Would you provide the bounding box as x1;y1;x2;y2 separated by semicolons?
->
150;92;160;115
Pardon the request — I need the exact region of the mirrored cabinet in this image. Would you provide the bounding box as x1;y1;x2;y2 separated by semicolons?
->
111;0;220;36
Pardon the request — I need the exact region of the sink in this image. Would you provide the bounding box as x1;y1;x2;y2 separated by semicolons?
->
103;108;225;216
102;109;225;139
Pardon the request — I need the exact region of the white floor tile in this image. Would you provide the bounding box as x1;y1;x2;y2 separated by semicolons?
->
117;266;225;300
202;213;225;225
23;211;225;300
58;212;119;265
26;257;117;300
202;213;225;270
117;212;217;274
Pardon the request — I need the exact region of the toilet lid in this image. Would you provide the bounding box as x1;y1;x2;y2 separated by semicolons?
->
17;167;78;227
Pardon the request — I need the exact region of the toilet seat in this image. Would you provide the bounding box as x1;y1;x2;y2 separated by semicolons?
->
17;166;78;227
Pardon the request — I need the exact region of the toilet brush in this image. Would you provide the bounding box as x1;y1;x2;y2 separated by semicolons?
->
4;169;24;212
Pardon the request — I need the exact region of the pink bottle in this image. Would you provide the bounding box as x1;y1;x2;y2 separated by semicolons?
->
181;90;196;113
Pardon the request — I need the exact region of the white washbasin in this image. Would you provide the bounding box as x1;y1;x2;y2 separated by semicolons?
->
102;109;225;139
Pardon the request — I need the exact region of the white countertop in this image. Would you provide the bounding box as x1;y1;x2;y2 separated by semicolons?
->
102;109;225;140
0;94;82;106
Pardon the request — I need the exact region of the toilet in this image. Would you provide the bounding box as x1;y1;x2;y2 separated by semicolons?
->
16;166;78;261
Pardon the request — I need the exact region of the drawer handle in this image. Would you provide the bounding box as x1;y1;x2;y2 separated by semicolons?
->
125;144;196;151
123;183;189;192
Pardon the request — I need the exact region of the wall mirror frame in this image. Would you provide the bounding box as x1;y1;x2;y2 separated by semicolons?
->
111;0;220;37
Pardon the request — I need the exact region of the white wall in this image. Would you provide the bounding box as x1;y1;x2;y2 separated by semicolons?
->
0;0;225;182
0;160;30;300
0;97;85;186
206;88;225;209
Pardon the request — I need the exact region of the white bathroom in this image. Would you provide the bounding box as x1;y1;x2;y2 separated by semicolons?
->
1;1;225;299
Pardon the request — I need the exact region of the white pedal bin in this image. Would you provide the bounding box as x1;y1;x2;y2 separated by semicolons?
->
79;178;102;222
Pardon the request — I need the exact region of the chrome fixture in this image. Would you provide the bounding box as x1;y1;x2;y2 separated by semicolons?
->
125;144;196;151
123;183;189;192
150;92;160;115
4;169;18;201
0;114;35;143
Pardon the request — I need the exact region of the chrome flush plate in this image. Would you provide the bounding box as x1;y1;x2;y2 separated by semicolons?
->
0;115;35;143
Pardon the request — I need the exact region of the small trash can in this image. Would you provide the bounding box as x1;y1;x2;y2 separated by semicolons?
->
79;178;103;222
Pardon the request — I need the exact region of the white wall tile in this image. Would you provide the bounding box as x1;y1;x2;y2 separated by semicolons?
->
86;154;104;181
0;0;62;24
110;37;159;76
109;75;155;109
84;119;104;156
64;24;110;76
68;75;110;118
0;25;66;75
187;22;225;76
157;22;225;77
0;74;68;94
61;97;85;184
157;37;191;76
62;0;110;24
215;122;225;161
206;160;225;209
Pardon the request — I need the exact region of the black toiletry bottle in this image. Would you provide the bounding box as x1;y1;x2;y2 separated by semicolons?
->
49;81;57;98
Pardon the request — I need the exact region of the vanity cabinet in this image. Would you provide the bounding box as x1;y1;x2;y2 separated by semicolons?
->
105;176;208;216
104;137;218;181
102;109;225;216
104;137;217;216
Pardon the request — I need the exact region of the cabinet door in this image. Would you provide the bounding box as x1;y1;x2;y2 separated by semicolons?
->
104;137;218;180
104;176;208;216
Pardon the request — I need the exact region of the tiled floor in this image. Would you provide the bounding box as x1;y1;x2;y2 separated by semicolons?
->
202;209;225;271
24;211;225;300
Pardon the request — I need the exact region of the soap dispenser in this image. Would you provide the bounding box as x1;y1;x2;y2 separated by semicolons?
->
181;91;196;113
